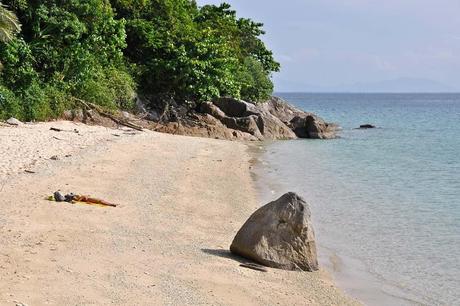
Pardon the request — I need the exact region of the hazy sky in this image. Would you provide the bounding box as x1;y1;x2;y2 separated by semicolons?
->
196;0;460;92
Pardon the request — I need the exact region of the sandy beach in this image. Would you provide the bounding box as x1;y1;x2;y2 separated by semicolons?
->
0;121;359;305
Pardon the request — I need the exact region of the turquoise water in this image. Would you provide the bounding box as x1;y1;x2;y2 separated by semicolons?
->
255;93;460;305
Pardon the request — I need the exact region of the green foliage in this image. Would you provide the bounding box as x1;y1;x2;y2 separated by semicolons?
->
0;0;279;121
238;57;274;102
0;0;134;120
0;37;38;90
0;85;20;118
76;66;136;110
114;0;279;104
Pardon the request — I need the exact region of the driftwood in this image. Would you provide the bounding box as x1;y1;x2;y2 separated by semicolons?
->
71;97;144;132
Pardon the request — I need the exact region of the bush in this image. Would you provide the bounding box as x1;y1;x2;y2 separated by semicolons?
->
0;85;21;120
0;1;280;121
75;66;136;110
20;82;52;121
238;57;274;103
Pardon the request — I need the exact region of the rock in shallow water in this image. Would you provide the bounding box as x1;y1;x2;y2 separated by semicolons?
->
359;124;376;129
230;192;318;271
290;115;338;139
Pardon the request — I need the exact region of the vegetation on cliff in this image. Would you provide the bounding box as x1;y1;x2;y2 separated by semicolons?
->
0;1;279;121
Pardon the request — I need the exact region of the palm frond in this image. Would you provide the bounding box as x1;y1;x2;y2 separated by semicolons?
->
0;2;21;43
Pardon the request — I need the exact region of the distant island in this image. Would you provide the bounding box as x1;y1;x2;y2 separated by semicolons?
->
276;77;457;93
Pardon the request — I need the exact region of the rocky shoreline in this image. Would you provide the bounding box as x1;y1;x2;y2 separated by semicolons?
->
61;96;338;142
155;97;339;141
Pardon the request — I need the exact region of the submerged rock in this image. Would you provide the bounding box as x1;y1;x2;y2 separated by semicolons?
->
230;192;318;271
359;124;376;129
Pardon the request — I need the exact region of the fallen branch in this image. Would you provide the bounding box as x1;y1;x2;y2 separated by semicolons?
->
71;97;144;131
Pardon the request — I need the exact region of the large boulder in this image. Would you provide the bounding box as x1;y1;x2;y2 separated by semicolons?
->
199;101;227;120
290;115;337;139
210;98;297;140
230;192;318;271
258;96;310;123
213;97;259;117
221;115;264;140
200;101;264;139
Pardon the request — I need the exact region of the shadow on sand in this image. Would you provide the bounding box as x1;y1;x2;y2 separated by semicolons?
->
201;248;248;264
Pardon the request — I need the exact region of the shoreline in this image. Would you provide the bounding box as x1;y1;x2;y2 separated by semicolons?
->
0;121;359;305
250;138;427;306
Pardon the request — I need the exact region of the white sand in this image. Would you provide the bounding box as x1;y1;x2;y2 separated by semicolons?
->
0;121;360;305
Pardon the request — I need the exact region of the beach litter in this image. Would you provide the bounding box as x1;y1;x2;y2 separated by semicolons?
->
50;127;79;133
49;191;117;207
239;263;268;272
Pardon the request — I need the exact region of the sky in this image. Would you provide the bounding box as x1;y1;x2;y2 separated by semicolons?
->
196;0;460;92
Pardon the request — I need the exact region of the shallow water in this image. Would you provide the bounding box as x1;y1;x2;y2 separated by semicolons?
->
254;93;460;305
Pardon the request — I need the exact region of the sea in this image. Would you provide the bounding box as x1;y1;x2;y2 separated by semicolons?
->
253;93;460;305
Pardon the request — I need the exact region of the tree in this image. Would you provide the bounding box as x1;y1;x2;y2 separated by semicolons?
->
0;0;135;120
113;1;279;104
0;0;280;121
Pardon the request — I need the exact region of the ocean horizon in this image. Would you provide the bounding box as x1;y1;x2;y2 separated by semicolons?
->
254;92;460;305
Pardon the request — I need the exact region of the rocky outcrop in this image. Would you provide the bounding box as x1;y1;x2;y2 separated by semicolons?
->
208;98;296;140
202;97;337;140
230;192;318;271
200;101;264;139
153;113;260;141
124;95;337;141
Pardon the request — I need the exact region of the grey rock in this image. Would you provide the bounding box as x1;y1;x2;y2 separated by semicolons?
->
213;97;257;117
359;124;376;129
200;102;227;120
121;111;131;119
230;192;318;271
220;115;264;139
290;115;338;139
6;117;22;126
50;155;59;160
63;109;85;122
206;98;297;140
259;96;309;123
